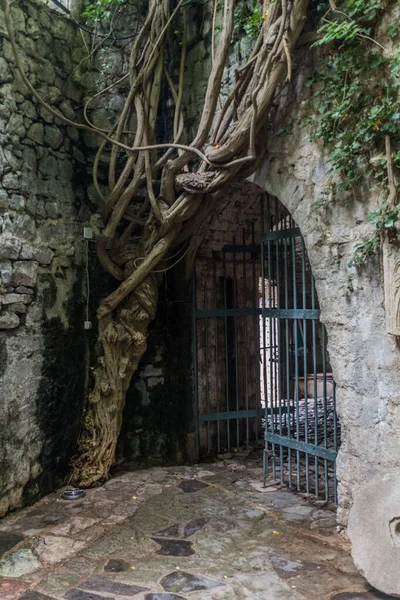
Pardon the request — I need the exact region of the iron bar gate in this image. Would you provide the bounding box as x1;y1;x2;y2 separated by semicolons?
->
193;194;340;501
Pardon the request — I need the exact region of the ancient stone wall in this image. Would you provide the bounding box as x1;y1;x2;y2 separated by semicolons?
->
0;0;91;515
2;0;399;529
253;52;400;526
185;8;400;527
0;0;198;515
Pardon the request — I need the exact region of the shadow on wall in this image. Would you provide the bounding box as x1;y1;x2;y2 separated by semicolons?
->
22;290;87;505
117;263;196;468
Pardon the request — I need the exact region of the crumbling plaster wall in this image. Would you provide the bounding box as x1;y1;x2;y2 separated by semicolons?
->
0;0;92;515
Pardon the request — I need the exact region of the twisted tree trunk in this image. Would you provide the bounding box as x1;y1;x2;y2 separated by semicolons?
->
69;222;181;486
2;0;309;487
70;277;159;487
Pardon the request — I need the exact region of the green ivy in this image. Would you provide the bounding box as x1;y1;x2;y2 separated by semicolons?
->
349;203;400;266
82;0;126;22
233;0;263;42
304;0;400;265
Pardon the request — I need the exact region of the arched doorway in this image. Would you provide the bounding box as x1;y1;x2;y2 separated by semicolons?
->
193;186;340;502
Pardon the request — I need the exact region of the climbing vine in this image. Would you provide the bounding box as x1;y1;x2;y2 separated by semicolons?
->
82;0;126;21
305;0;400;264
2;0;310;486
233;0;264;40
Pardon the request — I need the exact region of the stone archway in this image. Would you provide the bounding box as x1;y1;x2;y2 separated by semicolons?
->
253;137;400;527
192;181;340;502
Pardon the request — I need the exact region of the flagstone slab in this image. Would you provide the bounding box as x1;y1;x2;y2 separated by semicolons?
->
19;592;55;600
161;571;222;593
144;595;186;600
104;558;131;572
183;518;207;537
80;575;148;596
35;536;86;564
64;590;113;600
0;549;42;577
152;538;195;557
178;480;208;494
0;578;30;600
152;524;180;538
0;531;25;557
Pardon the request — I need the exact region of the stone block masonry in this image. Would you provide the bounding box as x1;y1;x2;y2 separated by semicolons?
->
183;1;400;531
0;0;194;517
0;0;91;516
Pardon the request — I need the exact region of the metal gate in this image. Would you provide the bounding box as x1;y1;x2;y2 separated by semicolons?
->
193;194;339;501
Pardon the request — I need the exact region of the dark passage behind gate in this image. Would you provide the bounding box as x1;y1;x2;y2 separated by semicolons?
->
193;194;340;502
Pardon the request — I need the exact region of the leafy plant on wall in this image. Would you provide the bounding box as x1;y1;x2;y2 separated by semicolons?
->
305;0;400;265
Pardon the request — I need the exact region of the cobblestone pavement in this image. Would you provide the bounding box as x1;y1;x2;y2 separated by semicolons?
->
0;456;392;600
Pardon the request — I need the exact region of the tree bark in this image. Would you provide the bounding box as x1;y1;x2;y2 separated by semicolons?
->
69;263;160;487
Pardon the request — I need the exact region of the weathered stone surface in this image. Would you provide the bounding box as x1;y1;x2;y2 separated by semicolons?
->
44;126;63;150
20;244;54;265
0;549;41;577
35;536;86;564
348;469;400;596
64;591;113;600
0;0;90;519
0;461;389;599
0;311;20;329
383;238;400;335
80;575;148;596
9;302;28;314
0;57;12;84
0;189;9;208
36;572;81;597
0;578;30;600
153;524;180;538
1;293;32;304
104;558;130;572
9;194;25;210
0;236;21;259
178;480;208;493
11;214;36;240
19;592;54;600
0;532;24;557
38;154;58;178
10;261;38;287
145;595;185;600
270;555;305;579
15;286;34;294
161;572;222;593
330;593;394;599
27;123;44;144
152;538;195;557
0;260;12;284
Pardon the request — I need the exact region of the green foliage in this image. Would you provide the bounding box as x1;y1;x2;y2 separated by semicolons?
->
82;0;126;22
304;0;400;265
313;18;365;45
349;236;380;267
367;202;400;231
233;0;263;41
349;203;400;266
306;3;400;192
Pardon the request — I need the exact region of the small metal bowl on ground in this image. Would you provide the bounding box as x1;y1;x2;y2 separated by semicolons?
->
61;488;86;500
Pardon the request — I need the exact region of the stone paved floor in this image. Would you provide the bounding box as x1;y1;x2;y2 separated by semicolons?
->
0;455;393;600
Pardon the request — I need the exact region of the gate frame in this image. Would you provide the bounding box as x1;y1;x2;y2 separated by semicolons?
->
193;193;339;502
